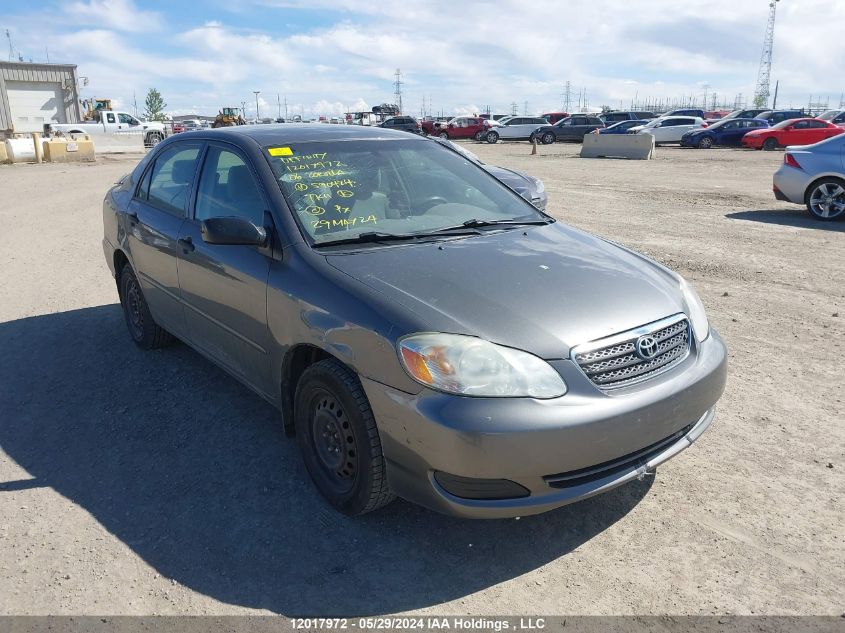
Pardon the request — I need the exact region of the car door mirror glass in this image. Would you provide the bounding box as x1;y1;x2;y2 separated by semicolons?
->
201;217;267;246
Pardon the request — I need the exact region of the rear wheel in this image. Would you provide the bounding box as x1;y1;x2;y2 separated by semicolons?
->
697;136;713;149
438;131;448;139
119;264;174;349
541;132;555;145
474;130;485;141
486;130;499;144
763;137;778;151
294;359;395;515
805;178;845;221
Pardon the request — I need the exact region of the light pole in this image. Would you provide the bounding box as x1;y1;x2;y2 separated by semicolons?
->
253;91;261;121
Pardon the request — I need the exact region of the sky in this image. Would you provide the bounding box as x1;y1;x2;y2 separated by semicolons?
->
1;0;842;119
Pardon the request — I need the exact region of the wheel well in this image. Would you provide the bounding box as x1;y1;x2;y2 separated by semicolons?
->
113;250;129;293
281;344;333;436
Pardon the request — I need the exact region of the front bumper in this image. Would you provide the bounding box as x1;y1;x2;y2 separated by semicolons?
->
363;331;727;518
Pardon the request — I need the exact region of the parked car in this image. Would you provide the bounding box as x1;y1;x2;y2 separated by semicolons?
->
601;110;657;124
275;118;286;123
533;115;605;144
755;109;804;125
663;108;706;119
601;120;649;135
742;118;845;151
435;138;547;210
541;112;570;124
103;124;726;518
181;119;202;131
171;122;185;134
437;116;487;141
719;108;770;121
379;116;422;134
817;109;845;126
773;133;845;220
629;117;708;145
485;116;549;143
680;118;769;148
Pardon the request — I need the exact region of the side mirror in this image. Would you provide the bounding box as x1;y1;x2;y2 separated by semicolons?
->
201;217;267;246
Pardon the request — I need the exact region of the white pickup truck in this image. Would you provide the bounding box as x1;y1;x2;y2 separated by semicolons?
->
45;111;167;148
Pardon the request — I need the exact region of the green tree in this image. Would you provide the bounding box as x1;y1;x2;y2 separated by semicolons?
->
143;88;167;121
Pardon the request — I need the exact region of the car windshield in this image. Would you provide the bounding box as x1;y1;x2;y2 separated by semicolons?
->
497;116;515;125
723;110;742;119
267;138;546;245
817;110;840;121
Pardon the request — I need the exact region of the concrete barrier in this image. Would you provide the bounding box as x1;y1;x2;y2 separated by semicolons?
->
89;131;146;154
580;133;655;159
0;141;8;164
43;136;96;163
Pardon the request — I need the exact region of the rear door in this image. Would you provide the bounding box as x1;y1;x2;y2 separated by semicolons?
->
570;117;589;139
176;142;274;395
500;117;524;139
126;141;202;335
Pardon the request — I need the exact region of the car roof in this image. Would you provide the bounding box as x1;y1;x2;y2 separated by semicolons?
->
173;123;423;146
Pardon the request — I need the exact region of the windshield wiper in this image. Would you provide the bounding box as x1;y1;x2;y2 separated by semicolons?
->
313;231;420;248
423;217;554;233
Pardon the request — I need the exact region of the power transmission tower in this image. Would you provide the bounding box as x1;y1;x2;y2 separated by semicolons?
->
523;101;528;115
393;68;403;114
753;0;780;109
511;102;518;115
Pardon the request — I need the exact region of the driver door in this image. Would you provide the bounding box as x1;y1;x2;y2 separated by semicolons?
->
176;143;275;396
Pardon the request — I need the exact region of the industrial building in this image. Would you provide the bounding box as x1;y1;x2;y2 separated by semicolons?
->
0;61;82;137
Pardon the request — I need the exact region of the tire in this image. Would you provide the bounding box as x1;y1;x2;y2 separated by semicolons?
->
294;358;395;515
805;177;845;221
119;264;174;349
438;132;448;139
541;132;555;145
474;130;485;141
763;137;778;151
145;132;163;148
697;136;713;149
486;130;499;144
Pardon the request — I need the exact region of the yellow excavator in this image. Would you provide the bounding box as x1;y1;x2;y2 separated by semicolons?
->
212;107;246;128
82;98;113;121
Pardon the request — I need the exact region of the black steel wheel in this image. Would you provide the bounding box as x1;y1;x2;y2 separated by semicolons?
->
763;137;779;151
119;264;174;349
294;359;395;515
697;136;713;149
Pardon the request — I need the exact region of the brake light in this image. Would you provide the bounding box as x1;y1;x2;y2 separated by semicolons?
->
701;122;708;127
784;153;802;170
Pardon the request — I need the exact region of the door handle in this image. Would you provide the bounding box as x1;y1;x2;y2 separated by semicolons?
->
178;236;195;253
126;210;138;225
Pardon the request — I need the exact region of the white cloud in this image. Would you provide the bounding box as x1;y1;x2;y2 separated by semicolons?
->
63;0;161;32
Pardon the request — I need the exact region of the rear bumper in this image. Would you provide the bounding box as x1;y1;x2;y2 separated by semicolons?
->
363;330;727;518
772;164;808;205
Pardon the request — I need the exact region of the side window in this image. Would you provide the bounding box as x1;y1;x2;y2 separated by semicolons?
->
145;144;201;216
806;120;826;128
106;112;116;123
660;119;678;127
588;117;603;125
722;121;738;130
118;113;133;124
792;120;809;129
195;146;265;226
835;113;845;123
573;117;587;125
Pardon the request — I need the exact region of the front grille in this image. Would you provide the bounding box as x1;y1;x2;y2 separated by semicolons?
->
573;315;691;389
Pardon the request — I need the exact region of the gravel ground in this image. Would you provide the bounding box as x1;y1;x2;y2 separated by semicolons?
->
0;142;842;616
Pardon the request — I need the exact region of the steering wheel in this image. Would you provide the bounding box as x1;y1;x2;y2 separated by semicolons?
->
415;195;449;214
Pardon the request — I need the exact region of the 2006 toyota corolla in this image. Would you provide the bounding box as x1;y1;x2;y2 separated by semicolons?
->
102;124;727;518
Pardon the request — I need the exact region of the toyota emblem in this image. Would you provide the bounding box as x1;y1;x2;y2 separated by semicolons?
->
636;335;659;360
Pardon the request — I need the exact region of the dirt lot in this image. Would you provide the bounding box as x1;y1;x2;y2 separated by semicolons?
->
0;142;842;616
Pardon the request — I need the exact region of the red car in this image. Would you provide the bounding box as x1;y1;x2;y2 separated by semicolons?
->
436;116;487;140
541;112;570;124
742;118;844;150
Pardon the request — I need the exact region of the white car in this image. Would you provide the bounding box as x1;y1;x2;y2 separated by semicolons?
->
629;116;707;145
484;116;550;143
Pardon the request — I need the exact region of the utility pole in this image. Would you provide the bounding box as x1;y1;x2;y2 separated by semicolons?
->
393;68;403;114
284;95;288;120
702;83;710;110
753;0;780;109
253;90;261;120
771;80;779;109
277;93;281;119
523;101;528;115
241;101;247;118
6;29;13;62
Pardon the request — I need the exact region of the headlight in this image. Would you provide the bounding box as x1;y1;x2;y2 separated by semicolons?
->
679;277;710;342
528;175;545;194
398;333;567;398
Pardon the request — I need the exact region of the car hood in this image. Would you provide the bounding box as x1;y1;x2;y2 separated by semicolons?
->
325;223;685;359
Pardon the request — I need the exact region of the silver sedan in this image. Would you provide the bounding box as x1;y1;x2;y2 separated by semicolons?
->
773;133;845;220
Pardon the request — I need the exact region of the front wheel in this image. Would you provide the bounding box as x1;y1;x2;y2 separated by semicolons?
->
486;130;499;144
806;178;845;221
541;132;555;145
763;137;778;151
145;132;163;148
438;131;448;139
697;136;713;149
294;359;395;515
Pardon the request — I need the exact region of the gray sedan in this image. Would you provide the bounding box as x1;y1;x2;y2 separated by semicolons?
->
773;133;845;220
102;124;727;518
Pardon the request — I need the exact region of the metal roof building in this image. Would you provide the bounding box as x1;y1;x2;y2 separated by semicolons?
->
0;61;82;135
